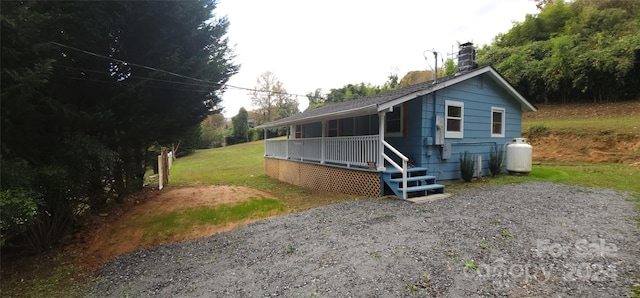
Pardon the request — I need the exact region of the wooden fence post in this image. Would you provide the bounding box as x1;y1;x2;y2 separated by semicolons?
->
158;147;169;190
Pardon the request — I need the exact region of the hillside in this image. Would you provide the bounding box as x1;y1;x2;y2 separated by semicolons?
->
522;100;640;164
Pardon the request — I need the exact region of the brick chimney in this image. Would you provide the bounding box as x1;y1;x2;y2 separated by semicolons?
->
458;42;478;72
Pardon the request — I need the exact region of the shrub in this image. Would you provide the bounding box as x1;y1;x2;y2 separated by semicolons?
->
0;160;42;247
459;151;475;182
489;144;503;176
0;190;41;247
526;124;549;138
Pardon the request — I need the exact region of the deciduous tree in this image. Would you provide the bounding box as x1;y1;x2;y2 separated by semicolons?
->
251;71;299;124
477;0;640;103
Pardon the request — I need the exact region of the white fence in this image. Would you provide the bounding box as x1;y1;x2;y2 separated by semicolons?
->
265;135;380;168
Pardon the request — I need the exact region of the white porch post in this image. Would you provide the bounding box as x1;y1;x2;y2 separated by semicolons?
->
321;121;326;164
263;128;267;157
286;125;292;159
378;112;386;171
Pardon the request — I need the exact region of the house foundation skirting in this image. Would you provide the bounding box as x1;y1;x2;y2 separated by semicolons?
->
264;158;381;197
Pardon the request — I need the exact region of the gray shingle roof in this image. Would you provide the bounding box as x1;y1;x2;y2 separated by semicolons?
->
258;66;535;128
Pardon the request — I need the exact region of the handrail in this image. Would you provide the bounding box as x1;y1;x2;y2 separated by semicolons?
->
382;140;408;200
382;140;409;162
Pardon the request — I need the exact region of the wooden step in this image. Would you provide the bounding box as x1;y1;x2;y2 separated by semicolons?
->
399;184;445;192
383;167;428;174
389;175;437;183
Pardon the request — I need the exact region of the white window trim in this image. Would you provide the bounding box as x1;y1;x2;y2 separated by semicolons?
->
491;107;506;138
385;105;404;137
445;100;464;139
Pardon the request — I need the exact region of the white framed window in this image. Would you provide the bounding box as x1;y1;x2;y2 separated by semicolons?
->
385;104;403;136
491;107;505;137
445;100;464;138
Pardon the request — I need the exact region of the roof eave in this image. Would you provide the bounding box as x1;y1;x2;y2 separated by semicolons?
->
258;66;536;129
485;68;537;112
378;67;493;112
256;104;378;128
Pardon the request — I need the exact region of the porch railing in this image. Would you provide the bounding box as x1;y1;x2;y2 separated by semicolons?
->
265;135;380;168
382;139;408;199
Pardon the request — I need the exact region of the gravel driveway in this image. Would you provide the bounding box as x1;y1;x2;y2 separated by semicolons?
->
90;182;639;297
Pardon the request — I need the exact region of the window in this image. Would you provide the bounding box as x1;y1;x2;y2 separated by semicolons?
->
324;115;380;137
327;120;339;137
491;107;505;137
340;117;355;136
385;105;403;135
356;115;372;135
445;100;464;138
294;124;303;139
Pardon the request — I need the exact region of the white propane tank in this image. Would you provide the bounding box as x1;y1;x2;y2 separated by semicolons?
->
506;138;532;175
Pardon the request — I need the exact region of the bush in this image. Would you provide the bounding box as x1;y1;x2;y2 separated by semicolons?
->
489;144;504;176
526;124;549;138
0;160;42;247
459;151;475;182
1;135;120;252
0;190;41;247
0;162;75;253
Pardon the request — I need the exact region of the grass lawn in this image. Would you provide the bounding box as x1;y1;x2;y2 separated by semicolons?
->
130;198;287;244
172;139;639;216
170;141;357;212
523;116;640;136
170;141;266;186
448;162;639;205
3;103;639;298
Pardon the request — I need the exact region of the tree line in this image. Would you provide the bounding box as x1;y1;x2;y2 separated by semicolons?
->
477;0;640;104
216;0;640;151
219;61;462;147
0;1;237;252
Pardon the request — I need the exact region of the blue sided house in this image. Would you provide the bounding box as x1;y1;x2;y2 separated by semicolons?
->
258;44;536;200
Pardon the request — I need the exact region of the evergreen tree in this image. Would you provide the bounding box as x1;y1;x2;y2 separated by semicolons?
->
0;0;238;251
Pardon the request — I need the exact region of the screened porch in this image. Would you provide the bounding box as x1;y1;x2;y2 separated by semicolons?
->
264;135;380;169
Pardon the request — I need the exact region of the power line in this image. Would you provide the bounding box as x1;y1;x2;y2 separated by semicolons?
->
55;65;219;89
49;41;327;100
58;76;215;93
50;41;218;86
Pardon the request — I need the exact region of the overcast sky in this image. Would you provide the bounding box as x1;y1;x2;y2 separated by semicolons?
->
215;0;540;118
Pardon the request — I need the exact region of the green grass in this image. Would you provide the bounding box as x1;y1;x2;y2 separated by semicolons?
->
170;141;267;186
168;140;354;211
447;161;640;225
0;255;84;298
631;284;640;298
130;198;286;243
501;230;515;238
6;104;640;297
523;115;640;136
464;260;479;271
450;162;640;200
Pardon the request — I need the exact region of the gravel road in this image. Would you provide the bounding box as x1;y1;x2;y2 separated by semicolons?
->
90;182;639;297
